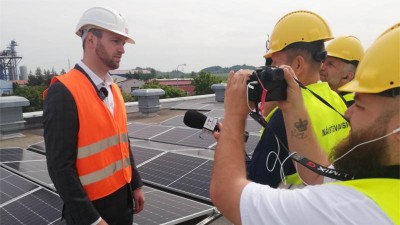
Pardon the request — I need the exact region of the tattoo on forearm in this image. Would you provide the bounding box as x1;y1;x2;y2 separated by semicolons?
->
291;118;308;139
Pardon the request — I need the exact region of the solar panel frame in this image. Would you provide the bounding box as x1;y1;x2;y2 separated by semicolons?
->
127;122;150;135
204;109;224;118
0;148;45;163
199;103;224;111
133;187;214;225
139;152;208;186
129;125;174;140
244;134;261;156
131;139;201;151
160;115;185;127
169;103;208;110
246;118;262;134
27;141;46;154
2;160;54;190
138;152;213;201
0;167;41;205
131;146;166;167
1;188;64;225
168;160;212;201
150;127;198;144
177;130;217;149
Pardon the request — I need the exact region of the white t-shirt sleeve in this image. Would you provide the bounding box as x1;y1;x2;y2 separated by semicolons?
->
240;182;392;225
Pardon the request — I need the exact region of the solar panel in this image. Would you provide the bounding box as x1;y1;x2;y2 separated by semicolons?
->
199;103;224;111
0;148;45;163
131;146;166;166
129;125;173;140
168;160;212;201
139;152;207;186
174;149;215;159
133;187;214;225
1;188;64;225
169;103;210;110
0;168;40;204
204;109;224;118
28;141;46;154
138;152;213;201
131;139;201;151
127;122;150;135
178;130;217;149
160;115;185;127
2;160;54;189
246;119;262;134
151;127;198;144
244;134;261;156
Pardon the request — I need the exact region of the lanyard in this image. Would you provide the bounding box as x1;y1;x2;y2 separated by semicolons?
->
249;111;354;181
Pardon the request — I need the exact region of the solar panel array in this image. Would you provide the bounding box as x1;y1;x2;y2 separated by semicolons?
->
128;119;260;152
0;147;216;225
0;165;65;225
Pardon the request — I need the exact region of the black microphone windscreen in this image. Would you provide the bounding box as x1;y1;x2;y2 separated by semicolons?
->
183;110;207;129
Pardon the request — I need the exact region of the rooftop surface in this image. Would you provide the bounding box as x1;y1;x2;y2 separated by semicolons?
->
0;95;262;225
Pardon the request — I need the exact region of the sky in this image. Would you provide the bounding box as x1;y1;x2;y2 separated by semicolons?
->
1;0;399;74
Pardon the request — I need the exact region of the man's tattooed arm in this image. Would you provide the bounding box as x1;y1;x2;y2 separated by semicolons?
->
291;118;308;139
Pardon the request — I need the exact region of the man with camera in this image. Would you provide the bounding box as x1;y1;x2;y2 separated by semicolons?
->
210;23;399;225
246;10;350;187
320;35;364;106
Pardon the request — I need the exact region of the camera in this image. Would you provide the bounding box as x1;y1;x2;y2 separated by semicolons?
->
247;66;287;102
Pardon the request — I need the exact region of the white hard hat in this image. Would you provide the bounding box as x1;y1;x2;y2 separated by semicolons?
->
76;6;135;44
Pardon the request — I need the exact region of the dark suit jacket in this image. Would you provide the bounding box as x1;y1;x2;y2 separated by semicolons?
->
43;65;143;225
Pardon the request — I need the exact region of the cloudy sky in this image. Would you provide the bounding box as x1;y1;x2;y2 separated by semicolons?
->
1;0;399;73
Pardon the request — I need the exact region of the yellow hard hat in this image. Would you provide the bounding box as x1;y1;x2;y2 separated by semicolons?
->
326;36;364;62
264;10;333;58
338;23;400;94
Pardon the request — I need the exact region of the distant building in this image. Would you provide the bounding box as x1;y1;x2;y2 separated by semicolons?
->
117;78;145;95
111;75;127;83
0;80;13;95
155;78;194;95
11;80;28;86
109;69;151;77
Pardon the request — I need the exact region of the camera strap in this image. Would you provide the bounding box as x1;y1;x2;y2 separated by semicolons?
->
296;80;350;123
249;111;354;181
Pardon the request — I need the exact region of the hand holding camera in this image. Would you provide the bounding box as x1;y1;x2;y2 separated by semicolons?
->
247;66;287;103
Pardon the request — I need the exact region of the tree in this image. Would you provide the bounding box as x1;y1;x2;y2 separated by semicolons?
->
141;80;185;98
51;67;57;76
27;67;55;86
35;67;43;76
190;72;197;78
13;85;46;112
120;90;135;102
192;71;222;95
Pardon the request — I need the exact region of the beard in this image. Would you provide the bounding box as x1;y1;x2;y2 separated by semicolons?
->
96;41;119;70
330;123;391;179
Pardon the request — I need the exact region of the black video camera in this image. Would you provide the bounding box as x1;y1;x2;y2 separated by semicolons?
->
247;66;287;102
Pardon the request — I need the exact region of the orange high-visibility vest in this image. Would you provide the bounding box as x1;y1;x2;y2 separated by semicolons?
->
45;69;132;201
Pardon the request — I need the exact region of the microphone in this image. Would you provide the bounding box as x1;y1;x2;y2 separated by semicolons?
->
183;110;249;142
98;87;108;101
184;110;220;132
